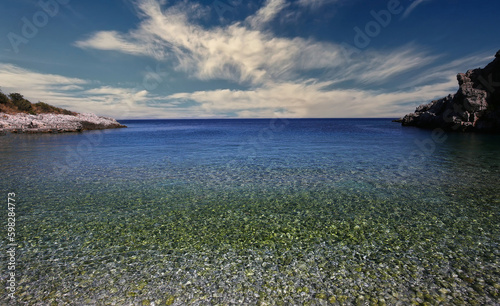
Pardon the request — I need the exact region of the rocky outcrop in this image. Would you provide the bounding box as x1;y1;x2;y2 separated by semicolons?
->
0;113;126;134
398;50;500;133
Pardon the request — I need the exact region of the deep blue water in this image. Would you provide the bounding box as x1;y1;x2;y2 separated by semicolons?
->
3;118;499;191
1;119;499;304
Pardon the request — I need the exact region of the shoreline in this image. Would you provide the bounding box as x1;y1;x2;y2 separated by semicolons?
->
0;112;126;135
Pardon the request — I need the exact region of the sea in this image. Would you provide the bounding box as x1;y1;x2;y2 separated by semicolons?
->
1;118;499;304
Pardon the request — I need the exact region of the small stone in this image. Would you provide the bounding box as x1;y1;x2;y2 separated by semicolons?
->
165;296;175;305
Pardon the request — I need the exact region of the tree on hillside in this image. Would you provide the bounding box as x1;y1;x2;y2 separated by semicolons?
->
0;90;75;115
8;92;32;112
0;90;9;104
8;93;24;102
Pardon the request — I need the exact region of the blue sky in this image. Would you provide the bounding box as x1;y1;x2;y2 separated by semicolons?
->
0;0;498;119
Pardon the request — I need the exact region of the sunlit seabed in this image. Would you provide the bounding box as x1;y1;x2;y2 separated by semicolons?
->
1;119;499;305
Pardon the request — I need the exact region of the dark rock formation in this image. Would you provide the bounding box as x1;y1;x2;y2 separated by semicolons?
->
399;50;500;133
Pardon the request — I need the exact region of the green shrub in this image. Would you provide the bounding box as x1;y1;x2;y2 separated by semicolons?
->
8;93;24;102
35;101;54;112
0;91;10;104
0;91;76;115
34;101;76;115
14;99;32;112
9;93;33;112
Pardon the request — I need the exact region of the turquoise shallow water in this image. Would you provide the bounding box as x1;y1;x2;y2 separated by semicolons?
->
1;119;500;304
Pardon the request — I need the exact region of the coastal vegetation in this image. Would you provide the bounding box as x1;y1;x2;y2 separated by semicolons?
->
0;88;125;134
0;89;76;116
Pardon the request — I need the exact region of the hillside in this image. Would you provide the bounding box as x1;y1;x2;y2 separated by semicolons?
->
0;90;126;134
0;90;77;115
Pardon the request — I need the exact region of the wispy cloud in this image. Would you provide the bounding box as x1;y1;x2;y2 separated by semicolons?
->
345;47;438;84
75;0;434;87
163;78;457;118
400;52;493;88
0;59;465;119
14;0;476;119
296;0;339;9
0;63;190;119
75;31;150;57
0;63;88;106
0;63;87;89
402;0;431;19
246;0;288;29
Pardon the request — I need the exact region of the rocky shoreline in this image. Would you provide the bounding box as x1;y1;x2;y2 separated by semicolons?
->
0;112;126;135
397;50;500;133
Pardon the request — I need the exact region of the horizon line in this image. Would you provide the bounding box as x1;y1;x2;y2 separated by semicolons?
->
116;117;402;121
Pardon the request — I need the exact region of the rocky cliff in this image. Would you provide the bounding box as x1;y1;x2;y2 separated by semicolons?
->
398;50;500;133
0;113;126;134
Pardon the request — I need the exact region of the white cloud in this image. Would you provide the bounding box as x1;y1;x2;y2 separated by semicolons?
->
164;78;458;118
400;53;493;88
6;0;478;119
402;0;432;19
0;63;192;119
0;63;89;108
75;0;434;87
0;63;87;90
296;0;338;9
246;0;288;29
75;31;150;57
0;58;465;120
343;47;438;84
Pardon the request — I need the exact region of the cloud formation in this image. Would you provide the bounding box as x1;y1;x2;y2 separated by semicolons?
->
246;0;288;29
0;63;189;119
75;31;150;56
296;0;339;9
7;0;488;119
75;0;436;88
164;78;459;118
0;52;489;120
401;0;431;19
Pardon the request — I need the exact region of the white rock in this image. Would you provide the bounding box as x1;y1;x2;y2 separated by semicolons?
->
0;112;125;133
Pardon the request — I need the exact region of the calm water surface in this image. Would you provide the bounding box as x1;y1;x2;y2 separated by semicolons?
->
1;119;499;304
